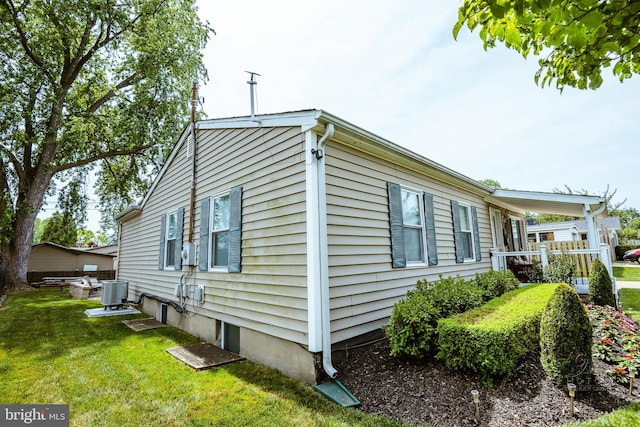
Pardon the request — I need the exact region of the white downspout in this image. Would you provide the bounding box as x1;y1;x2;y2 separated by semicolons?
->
584;202;607;252
305;123;336;378
317;123;336;378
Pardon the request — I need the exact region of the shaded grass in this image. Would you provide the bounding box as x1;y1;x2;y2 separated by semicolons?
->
0;290;409;427
619;288;640;322
563;402;640;427
613;266;640;281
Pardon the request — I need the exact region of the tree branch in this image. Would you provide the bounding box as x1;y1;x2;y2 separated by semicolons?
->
87;73;138;114
1;0;53;83
52;143;154;174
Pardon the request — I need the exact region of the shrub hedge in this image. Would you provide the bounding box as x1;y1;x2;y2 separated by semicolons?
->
436;283;559;384
588;258;616;307
384;270;521;358
473;269;520;301
540;283;593;384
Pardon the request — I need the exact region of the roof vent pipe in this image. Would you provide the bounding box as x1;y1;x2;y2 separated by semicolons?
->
246;71;260;121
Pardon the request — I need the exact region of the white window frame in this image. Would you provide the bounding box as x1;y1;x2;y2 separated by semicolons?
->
457;202;476;262
401;187;427;266
209;192;231;271
489;208;505;252
164;210;179;270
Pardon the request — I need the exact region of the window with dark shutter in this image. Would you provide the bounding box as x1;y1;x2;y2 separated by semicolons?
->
424;193;438;266
451;201;480;263
158;208;184;270
387;182;406;268
199;198;210;271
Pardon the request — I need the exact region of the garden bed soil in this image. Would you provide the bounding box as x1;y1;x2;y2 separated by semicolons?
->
335;339;637;427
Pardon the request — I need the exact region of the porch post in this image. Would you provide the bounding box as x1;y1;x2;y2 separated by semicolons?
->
599;243;613;278
540;244;549;268
490;248;500;271
583;203;607;254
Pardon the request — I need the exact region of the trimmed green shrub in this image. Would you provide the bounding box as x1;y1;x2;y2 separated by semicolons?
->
385;270;530;359
543;253;576;285
414;275;484;318
436;283;559;384
588;258;616;307
384;292;440;357
540;284;593;384
473;269;520;300
384;275;483;358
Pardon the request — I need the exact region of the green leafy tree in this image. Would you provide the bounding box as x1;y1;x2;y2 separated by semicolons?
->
41;212;77;248
0;0;212;291
455;0;640;90
32;218;44;244
478;178;502;188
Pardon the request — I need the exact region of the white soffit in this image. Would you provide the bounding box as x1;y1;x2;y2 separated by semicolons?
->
487;189;606;217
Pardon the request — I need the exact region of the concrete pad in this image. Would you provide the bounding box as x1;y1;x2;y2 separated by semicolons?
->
122;318;170;331
166;343;243;371
84;307;141;318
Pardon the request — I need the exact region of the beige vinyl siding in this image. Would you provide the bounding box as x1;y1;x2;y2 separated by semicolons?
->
118;129;193;303
325;140;493;343
118;125;311;346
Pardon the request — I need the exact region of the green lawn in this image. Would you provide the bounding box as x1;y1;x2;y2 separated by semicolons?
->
619;288;640;322
0;290;406;427
613;265;640;281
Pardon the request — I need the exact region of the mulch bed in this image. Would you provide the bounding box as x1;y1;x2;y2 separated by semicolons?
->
335;339;637;426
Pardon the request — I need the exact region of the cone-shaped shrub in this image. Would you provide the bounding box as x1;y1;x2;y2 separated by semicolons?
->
588;258;616;307
540;284;593;384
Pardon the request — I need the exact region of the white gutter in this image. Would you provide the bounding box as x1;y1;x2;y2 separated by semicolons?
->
305;123;337;378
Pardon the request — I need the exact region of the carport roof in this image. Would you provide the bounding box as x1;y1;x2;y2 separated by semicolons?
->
486;189;607;218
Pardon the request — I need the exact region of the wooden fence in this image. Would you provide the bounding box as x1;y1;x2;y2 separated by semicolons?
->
528;240;591;278
28;270;116;284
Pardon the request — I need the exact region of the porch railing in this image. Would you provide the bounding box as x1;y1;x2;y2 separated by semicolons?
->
490;243;616;297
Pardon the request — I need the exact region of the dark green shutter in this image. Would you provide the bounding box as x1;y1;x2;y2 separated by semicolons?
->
174;208;184;269
451;200;464;263
471;206;481;261
228;187;243;273
424;193;438;266
199;198;210;271
387;182;406;268
158;214;167;269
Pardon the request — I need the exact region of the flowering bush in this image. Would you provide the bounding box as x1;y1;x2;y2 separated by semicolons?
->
587;303;640;385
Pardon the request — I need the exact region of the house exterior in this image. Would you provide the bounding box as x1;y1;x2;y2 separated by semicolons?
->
115;110;606;383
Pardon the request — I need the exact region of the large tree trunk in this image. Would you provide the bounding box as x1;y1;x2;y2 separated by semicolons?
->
1;172;52;293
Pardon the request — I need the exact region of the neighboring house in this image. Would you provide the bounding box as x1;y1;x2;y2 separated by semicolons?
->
115;109;606;384
28;242;116;282
528;217;621;247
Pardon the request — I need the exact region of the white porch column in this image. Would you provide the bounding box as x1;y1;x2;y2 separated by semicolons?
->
583;203;607;252
490;248;500;271
540;244;549;268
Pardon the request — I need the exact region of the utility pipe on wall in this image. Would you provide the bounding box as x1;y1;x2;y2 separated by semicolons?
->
187;79;198;244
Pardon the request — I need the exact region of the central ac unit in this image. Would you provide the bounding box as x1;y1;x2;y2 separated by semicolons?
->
101;280;129;309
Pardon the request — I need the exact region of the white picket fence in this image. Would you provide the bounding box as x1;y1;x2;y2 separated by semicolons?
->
490;243;616;297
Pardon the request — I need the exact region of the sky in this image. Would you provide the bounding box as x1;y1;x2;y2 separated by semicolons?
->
194;0;639;211
39;1;638;233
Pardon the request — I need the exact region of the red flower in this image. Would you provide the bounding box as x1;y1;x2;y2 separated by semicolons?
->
603;337;612;345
